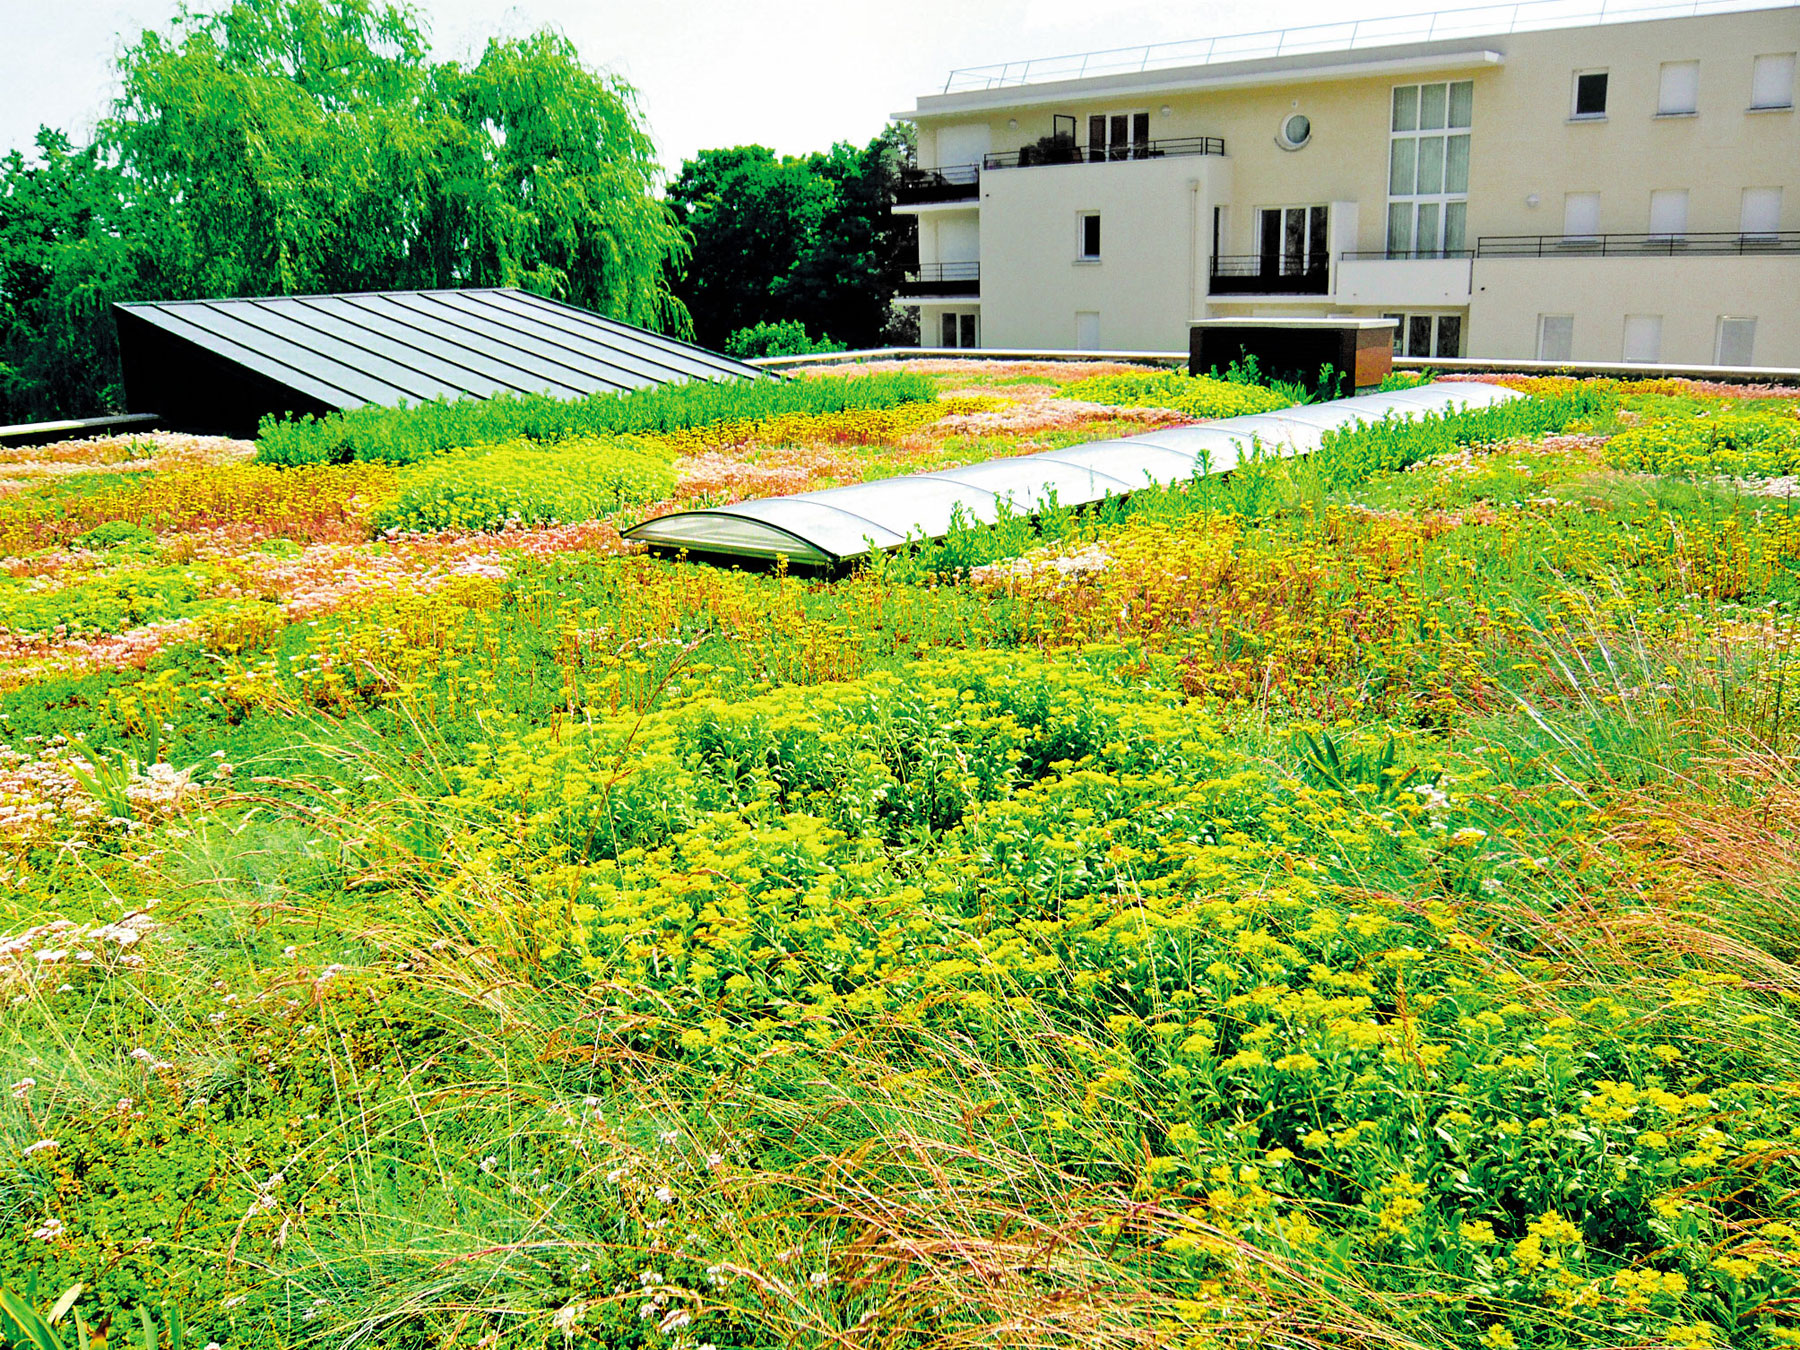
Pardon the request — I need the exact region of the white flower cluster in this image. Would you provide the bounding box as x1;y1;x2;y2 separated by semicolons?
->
0;910;155;992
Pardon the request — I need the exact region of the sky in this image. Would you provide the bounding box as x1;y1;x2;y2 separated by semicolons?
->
0;0;1436;173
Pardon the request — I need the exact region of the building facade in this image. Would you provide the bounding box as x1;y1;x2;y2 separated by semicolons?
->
893;4;1799;367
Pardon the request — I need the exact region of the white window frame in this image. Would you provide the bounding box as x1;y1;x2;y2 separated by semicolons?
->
1623;314;1663;364
1076;211;1102;262
1648;189;1689;241
1741;186;1783;239
1657;61;1700;116
1750;52;1796;110
1537;314;1575;362
1085;110;1152;161
1716;316;1757;366
1386;80;1472;256
1571;69;1610;119
1563;192;1602;243
1390;312;1466;359
935;311;980;350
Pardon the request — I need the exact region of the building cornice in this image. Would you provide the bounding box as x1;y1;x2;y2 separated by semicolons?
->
895;47;1506;121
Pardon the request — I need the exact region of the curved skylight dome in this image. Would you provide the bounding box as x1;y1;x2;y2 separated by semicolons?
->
627;379;1524;566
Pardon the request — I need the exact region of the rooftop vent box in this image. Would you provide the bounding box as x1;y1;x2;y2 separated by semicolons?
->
114;288;762;439
1190;317;1398;390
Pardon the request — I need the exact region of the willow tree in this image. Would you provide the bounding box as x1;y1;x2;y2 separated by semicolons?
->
110;0;688;327
0;0;689;417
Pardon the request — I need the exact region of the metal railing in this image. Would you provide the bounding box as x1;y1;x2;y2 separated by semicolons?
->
899;262;982;297
1340;248;1476;260
982;135;1225;170
1476;229;1800;256
1208;255;1331;295
942;0;1796;91
896;164;981;205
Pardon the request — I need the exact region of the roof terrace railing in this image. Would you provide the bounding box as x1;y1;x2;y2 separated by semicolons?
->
899;262;982;297
1475;229;1800;255
896;164;982;205
983;135;1226;169
941;0;1796;92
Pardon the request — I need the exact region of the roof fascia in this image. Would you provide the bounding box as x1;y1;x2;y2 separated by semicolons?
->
895;48;1503;121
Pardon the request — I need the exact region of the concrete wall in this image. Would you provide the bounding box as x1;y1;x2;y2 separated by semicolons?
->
1468;254;1800;362
977;155;1228;351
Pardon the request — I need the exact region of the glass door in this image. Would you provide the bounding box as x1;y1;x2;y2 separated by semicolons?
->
1259;206;1328;276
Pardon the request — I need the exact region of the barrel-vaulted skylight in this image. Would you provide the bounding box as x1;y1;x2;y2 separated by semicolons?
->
625;380;1524;567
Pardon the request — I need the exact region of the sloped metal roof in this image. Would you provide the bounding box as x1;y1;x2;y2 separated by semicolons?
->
626;380;1525;566
114;287;761;411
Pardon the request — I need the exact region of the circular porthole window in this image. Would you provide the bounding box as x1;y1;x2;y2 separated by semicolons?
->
1277;113;1312;150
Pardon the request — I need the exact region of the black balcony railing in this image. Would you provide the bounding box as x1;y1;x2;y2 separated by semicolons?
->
900;262;981;297
896;164;981;205
1208;254;1330;295
983;134;1225;170
1476;230;1800;257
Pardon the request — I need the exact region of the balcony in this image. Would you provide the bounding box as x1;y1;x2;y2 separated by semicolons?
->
896;164;980;206
1208;254;1329;296
1337;250;1474;306
1476;230;1800;257
899;261;981;298
983;135;1225;171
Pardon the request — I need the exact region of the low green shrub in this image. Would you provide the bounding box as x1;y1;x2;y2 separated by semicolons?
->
1604;406;1800;477
371;437;676;534
1059;369;1292;419
255;371;935;467
893;385;1609;577
1308;383;1617;488
723;320;847;359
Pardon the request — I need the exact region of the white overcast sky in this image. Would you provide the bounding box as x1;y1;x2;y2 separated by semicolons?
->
0;0;1570;172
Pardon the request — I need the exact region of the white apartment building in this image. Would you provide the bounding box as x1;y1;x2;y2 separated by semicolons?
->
893;2;1800;367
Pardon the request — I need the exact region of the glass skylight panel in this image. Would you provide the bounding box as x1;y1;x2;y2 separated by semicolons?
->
625;383;1528;565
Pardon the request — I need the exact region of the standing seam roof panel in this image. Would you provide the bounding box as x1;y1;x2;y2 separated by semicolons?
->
502;290;762;383
113;287;766;416
385;293;698;393
276;296;573;400
140;304;401;407
456;291;743;388
236;297;584;403
342;293;663;395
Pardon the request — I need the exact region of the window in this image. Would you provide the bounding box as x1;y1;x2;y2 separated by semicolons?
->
1386;313;1463;357
1623;314;1663;363
1657;61;1699;115
1077;212;1101;260
1573;70;1609;118
1086;111;1150;161
1538;314;1575;362
1259;205;1328;274
1277;113;1312;149
938;312;979;349
1716;317;1757;366
1563;192;1601;242
1741;186;1783;238
1751;53;1796;109
1387;81;1471;255
1076;312;1101;350
1649;189;1688;240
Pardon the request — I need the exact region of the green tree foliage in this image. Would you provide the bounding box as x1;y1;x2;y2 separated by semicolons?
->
0;132;139;421
722;319;846;359
667;125;917;351
0;0;689;422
